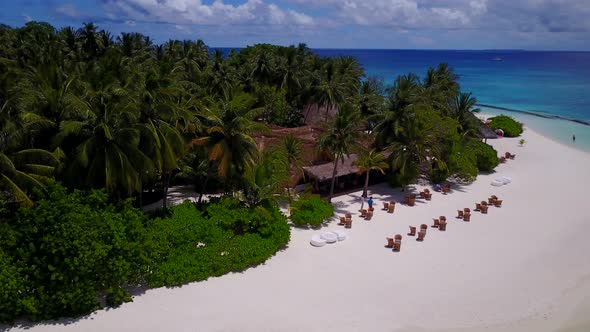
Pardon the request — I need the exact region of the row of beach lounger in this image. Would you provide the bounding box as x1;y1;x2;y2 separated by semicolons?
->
385;194;504;252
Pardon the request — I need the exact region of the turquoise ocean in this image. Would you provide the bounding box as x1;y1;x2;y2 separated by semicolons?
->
313;49;590;153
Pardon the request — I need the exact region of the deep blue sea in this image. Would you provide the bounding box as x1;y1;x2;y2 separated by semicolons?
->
313;49;590;152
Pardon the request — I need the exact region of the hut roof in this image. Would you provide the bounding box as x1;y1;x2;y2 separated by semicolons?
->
468;112;497;139
303;154;359;182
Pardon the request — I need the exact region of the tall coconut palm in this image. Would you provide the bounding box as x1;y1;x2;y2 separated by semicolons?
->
452;92;481;137
281;133;304;200
386;109;440;190
193;93;267;188
354;149;389;198
317;103;361;202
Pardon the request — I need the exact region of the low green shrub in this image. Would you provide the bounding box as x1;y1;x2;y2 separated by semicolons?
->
145;198;290;287
0;183;148;322
489;115;523;137
470;141;499;171
290;194;334;227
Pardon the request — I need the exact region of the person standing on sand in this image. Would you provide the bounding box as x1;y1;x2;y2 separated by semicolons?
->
573;134;576;142
359;196;365;211
368;197;374;209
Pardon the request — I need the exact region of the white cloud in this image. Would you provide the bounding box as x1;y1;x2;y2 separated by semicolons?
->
100;0;315;26
56;4;82;18
23;15;32;23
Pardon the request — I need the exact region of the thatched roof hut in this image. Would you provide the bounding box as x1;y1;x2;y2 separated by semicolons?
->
468;112;497;140
303;154;359;182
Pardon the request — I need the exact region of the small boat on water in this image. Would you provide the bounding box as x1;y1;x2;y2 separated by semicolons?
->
492;57;503;61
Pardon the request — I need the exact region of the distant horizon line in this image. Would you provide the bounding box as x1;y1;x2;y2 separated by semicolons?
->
212;47;590;52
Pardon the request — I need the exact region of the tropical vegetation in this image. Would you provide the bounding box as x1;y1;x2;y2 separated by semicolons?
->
489;115;524;137
0;21;502;323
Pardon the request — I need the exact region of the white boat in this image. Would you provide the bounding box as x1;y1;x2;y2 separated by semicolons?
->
492;57;503;61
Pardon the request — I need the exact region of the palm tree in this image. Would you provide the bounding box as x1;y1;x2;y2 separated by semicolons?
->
354;149;388;198
452;92;481;137
317;103;361;202
386;109;440;190
281;133;304;200
193;93;267;188
0;148;59;207
373;74;421;148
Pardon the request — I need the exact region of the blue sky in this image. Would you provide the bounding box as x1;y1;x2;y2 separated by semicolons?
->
1;0;589;50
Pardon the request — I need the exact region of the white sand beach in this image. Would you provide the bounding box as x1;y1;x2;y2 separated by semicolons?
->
7;123;590;332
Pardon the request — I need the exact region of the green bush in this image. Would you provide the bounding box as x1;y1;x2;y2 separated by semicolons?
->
469;141;499;171
145;198;290;287
430;167;450;184
0;183;148;322
448;143;478;182
290;194;334;227
489;115;523;137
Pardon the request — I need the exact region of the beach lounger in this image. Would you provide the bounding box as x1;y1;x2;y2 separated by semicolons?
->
360;209;367;217
480;205;489;214
344;218;352;228
419;191;426;199
393;234;402;251
339;216;346;225
383;202;389;210
365;211;373;220
431;218;440;228
463;212;471;222
388;204;395;213
475;203;482;211
442;185;450;194
425;192;432;200
505;152;511;158
493;199;503;207
417;230;426;241
488;197;496;205
439;219;447;231
385;237;394;248
464;208;470;213
345;213;352;219
408;226;416;236
499;156;506;163
457;210;464;219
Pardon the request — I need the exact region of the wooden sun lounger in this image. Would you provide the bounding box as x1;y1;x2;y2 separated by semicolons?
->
393;234;402;251
385;237;394;248
408;226;416;236
417;230;426;241
339;216;346;225
463;212;471;222
439;218;447;231
424;192;432;200
388;204;395;213
383;202;389;210
480;205;489;214
457;210;464;219
431;218;440;228
475;203;482;211
499;156;506;163
345;218;352;228
365;211;373;220
493;199;503;207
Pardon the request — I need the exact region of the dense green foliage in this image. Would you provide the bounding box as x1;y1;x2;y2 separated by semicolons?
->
0;185;290;323
489;115;523;137
471;141;500;171
290;194;334;227
0;22;364;207
146;199;290;287
0;183;148;321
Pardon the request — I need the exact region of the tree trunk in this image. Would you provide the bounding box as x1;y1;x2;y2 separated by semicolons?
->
139;174;143;210
198;174;209;204
162;172;171;211
363;171;370;198
328;158;338;203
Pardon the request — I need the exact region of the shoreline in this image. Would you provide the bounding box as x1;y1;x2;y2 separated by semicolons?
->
4;124;590;332
476;104;590;126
